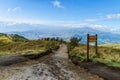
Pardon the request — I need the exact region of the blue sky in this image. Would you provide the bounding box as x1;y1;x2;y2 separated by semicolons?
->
0;0;120;32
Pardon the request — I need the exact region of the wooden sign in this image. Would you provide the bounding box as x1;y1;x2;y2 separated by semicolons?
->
87;34;98;61
88;36;97;42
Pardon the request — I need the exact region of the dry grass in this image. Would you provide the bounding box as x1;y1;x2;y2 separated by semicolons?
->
99;43;120;49
69;44;120;67
0;40;60;56
0;36;13;43
0;40;45;55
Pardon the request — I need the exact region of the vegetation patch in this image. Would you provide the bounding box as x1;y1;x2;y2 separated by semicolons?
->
0;33;61;56
68;37;120;67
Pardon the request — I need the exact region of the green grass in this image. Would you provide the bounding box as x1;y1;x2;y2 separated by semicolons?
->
0;34;61;56
0;33;28;43
93;57;120;67
0;40;44;55
0;40;60;56
100;43;120;49
69;44;120;67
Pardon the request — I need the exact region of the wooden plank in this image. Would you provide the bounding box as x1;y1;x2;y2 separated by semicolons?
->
89;36;96;42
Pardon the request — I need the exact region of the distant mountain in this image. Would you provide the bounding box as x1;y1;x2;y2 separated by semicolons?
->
7;27;120;44
68;27;120;44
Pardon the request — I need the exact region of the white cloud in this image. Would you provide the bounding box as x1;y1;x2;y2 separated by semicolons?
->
106;13;120;19
84;19;98;22
0;15;108;30
110;28;120;34
0;17;117;34
88;24;120;34
52;0;64;8
89;24;108;30
0;17;49;26
61;23;89;28
7;7;21;12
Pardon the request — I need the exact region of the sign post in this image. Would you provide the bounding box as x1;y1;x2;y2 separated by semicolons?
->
95;34;98;56
87;34;98;61
87;34;90;61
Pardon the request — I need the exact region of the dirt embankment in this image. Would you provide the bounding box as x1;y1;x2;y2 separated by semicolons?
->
70;56;120;80
0;44;103;80
78;61;120;80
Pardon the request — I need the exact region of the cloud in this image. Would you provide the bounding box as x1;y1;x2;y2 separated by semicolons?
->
106;13;120;19
61;22;89;28
52;0;64;8
110;28;120;34
0;17;116;34
84;19;98;22
0;17;47;25
89;24;108;30
7;7;21;12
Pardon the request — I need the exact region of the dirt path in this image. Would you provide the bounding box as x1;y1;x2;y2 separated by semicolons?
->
0;44;103;80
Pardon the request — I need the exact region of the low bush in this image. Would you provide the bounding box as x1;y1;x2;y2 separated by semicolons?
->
45;41;60;51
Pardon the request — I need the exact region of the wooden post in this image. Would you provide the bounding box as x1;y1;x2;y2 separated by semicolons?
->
87;34;89;61
95;34;98;55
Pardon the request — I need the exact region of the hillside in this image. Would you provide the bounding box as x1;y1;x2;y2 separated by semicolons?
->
0;33;60;56
0;33;28;43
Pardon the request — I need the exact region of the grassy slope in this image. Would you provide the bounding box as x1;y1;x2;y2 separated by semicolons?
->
69;44;120;67
0;33;60;56
0;40;46;55
0;36;13;43
0;33;28;43
99;43;120;49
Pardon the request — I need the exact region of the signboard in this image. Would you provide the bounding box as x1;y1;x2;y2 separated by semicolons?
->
88;36;97;42
86;34;98;61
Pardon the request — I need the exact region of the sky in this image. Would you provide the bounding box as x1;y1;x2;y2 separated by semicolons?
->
0;0;120;32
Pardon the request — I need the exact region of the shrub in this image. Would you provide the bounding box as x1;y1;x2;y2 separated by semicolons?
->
68;37;82;52
45;41;59;51
70;37;81;47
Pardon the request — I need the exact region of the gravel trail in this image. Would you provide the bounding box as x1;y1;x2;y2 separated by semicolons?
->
0;44;103;80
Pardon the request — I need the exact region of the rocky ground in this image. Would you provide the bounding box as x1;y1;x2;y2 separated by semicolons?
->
0;44;103;80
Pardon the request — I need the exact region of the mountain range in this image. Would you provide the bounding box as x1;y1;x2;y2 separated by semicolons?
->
6;27;120;44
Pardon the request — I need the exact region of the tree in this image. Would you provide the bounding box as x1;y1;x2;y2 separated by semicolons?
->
68;37;82;53
70;37;81;47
